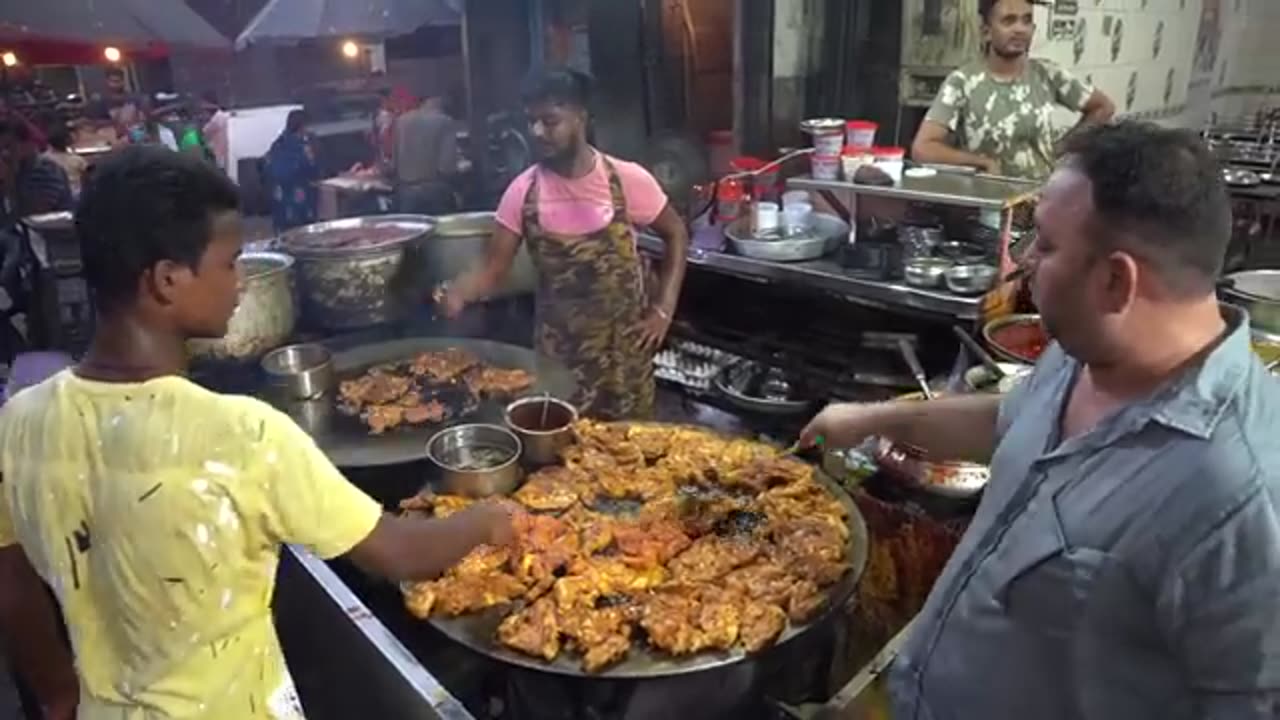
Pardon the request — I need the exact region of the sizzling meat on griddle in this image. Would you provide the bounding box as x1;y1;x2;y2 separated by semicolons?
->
398;421;853;672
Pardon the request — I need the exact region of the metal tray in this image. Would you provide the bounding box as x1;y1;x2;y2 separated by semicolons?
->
302;338;576;467
713;361;815;416
724;213;849;263
416;425;869;679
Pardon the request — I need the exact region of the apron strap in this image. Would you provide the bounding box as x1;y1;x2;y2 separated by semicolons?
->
521;172;542;237
599;156;629;222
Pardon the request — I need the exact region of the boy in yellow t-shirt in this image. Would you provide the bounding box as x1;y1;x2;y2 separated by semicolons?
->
0;146;516;719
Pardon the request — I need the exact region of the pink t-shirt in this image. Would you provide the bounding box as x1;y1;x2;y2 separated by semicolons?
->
494;151;669;237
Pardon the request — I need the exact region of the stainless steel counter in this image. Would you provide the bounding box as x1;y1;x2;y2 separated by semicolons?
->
276;546;477;720
789;173;1039;210
637;234;982;320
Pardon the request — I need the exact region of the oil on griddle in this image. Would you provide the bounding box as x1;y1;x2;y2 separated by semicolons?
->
337;348;535;434
399;420;854;674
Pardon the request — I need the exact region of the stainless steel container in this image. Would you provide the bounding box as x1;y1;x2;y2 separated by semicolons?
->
424;213;537;298
943;264;997;295
261;343;335;401
188;252;297;361
279;215;435;330
427;424;523;497
724;212;849;262
1220;270;1280;336
504;396;578;467
902;257;952;289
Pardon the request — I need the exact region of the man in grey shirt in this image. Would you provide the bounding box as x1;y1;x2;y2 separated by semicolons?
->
391;95;458;214
803;121;1280;719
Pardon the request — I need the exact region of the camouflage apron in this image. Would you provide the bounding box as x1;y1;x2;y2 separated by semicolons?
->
521;159;656;420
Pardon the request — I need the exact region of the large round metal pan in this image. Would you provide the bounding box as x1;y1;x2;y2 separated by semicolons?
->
312;338;576;468
421;443;869;678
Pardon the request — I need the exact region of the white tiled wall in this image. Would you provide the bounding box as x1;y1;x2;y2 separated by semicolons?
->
1027;0;1278;131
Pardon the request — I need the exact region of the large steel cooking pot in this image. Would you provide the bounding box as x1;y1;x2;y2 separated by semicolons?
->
187;252;296;361
279;215;435;330
1219;270;1280;335
424;212;536;298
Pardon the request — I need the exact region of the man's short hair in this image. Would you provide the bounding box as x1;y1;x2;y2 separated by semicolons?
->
76;146;240;311
979;0;1043;21
521;68;592;111
1059;120;1231;297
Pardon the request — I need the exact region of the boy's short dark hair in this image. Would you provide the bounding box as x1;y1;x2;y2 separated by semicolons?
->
979;0;1043;21
76;146;240;311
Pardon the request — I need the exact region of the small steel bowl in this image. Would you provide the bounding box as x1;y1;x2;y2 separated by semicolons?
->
935;240;988;264
944;264;998;295
261;343;334;401
426;424;523;497
504;396;578;467
902;257;953;289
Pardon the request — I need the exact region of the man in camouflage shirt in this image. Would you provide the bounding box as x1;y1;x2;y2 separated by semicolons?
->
911;0;1114;180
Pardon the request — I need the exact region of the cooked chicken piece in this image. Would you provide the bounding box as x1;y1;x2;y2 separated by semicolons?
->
721;456;813;494
723;561;801;608
433;573;526;616
669;535;761;583
339;370;414;407
560;504;617;555
497;596;561;661
771;516;847;564
566;556;667;594
403;581;438;619
397;492;474;518
785;578;825;623
451;545;511;578
514;467;581;511
580;632;632;673
402;398;447;425
595;466;673;501
409;348;479;382
512;512;580;592
738;600;787;653
612;519;692;567
363;404;406;434
625;424;678;461
465;366;536;397
760;484;849;538
640;584;740;656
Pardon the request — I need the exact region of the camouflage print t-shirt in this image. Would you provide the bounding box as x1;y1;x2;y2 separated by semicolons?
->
926;59;1094;180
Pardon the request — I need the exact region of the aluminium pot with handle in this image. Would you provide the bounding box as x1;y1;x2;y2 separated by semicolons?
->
1219;270;1280;336
187;252;297;361
279;215;435;330
421;212;536;298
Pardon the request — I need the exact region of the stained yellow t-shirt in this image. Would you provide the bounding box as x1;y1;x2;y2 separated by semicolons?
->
0;370;383;719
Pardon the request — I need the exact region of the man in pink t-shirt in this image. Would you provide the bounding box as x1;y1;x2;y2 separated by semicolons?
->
439;69;689;419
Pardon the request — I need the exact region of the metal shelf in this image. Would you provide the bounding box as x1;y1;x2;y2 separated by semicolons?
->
789;173;1039;210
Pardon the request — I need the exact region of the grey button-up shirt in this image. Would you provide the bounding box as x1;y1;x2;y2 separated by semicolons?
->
889;308;1280;719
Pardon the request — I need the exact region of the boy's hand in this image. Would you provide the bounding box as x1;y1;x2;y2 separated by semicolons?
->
458;499;519;547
